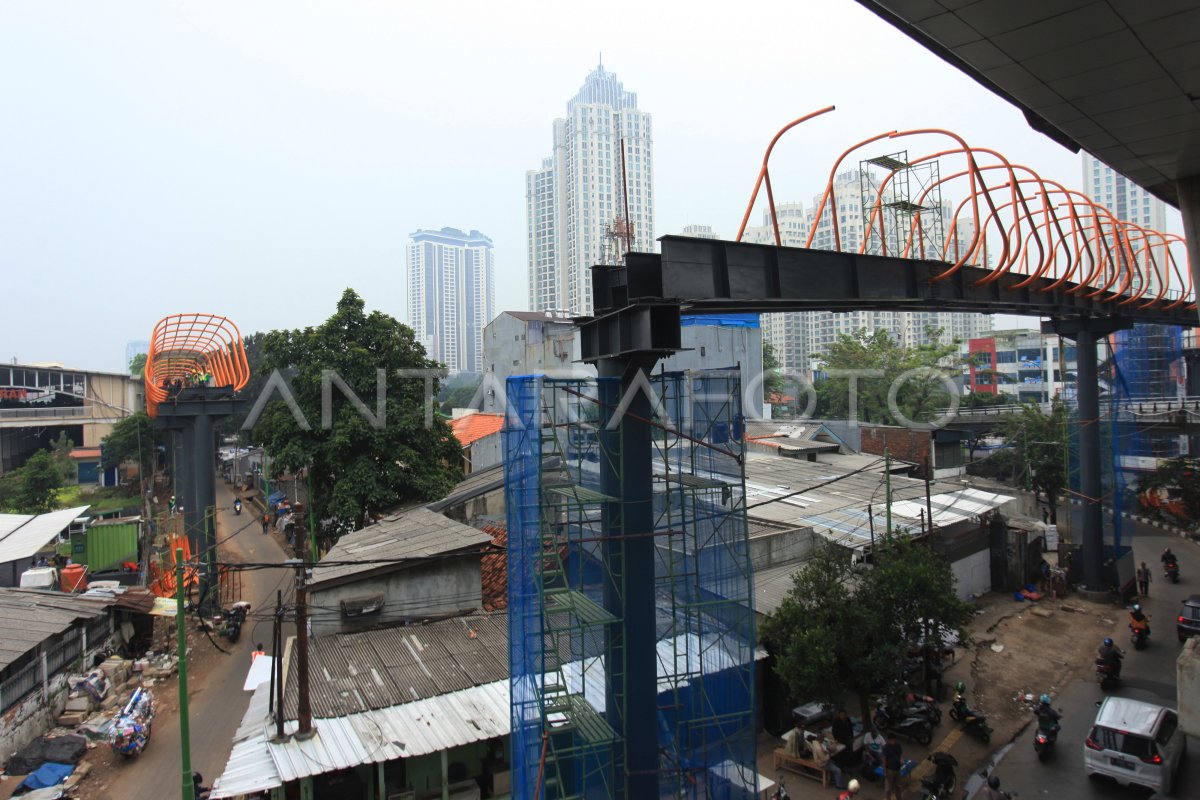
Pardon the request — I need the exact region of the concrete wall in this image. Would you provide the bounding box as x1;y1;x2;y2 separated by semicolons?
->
309;555;482;636
466;432;502;473
0;671;71;760
747;527;817;571
1179;637;1200;737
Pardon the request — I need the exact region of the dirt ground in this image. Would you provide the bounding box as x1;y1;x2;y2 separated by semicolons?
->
956;591;1121;743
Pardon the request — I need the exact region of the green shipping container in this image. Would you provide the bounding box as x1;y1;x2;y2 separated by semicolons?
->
79;521;139;572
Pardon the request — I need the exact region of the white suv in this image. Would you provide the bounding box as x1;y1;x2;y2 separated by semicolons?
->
1084;697;1186;793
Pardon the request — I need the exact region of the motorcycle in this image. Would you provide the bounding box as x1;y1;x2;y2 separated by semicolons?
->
1130;622;1150;650
1033;713;1061;761
949;694;992;743
903;692;942;726
917;751;957;800
109;687;154;758
769;775;790;800
875;705;934;746
1164;561;1179;583
220;600;252;644
1094;658;1121;690
233;498;242;515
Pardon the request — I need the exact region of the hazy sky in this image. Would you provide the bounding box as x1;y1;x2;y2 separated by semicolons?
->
1;1;1182;372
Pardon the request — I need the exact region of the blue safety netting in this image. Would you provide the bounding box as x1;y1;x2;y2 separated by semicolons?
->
506;370;758;799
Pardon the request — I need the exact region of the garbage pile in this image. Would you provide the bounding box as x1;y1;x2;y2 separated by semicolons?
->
109;687;154;758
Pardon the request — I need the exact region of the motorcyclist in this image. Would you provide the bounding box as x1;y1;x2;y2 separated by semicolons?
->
977;775;1006;800
1162;547;1177;565
192;772;211;800
837;778;861;800
1097;637;1123;677
233;498;242;514
1034;694;1060;734
924;751;957;796
1129;603;1150;636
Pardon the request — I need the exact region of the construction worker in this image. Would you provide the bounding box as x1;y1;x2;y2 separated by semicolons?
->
251;643;265;661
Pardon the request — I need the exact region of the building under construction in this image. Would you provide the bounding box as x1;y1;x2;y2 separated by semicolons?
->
504;370;758;799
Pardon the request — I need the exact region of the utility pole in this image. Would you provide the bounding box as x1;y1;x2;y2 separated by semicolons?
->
923;453;935;545
176;548;195;800
885;447;893;534
273;589;285;740
294;531;313;738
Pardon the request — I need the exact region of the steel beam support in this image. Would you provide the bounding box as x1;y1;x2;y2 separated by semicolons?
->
1043;317;1130;591
598;357;660;800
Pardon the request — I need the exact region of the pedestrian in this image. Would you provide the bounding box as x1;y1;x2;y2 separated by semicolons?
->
882;733;903;800
808;734;844;789
261;513;270;535
831;708;854;764
1136;561;1151;597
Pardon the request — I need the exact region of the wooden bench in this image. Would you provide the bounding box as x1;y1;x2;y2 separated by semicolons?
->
772;749;830;787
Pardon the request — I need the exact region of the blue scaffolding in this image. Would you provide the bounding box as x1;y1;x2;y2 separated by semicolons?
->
505;370;758;799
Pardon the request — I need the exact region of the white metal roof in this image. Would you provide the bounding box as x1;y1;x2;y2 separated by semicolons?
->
0;506;89;564
0;513;35;541
891;489;1014;527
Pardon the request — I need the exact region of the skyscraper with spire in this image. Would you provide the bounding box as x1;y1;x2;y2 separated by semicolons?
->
526;63;654;315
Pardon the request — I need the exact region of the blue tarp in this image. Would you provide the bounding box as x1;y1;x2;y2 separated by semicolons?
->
267;490;287;506
18;762;74;791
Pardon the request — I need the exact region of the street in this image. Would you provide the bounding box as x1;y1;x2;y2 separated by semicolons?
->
994;531;1199;799
101;480;290;798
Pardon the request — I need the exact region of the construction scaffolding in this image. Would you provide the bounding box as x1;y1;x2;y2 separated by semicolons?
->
505;370;758;799
860;151;944;259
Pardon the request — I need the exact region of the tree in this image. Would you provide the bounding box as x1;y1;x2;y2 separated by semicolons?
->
102;412;158;474
814;327;960;425
438;373;484;416
251;289;464;537
128;352;147;378
761;534;972;725
762;341;786;407
49;431;76;484
1000;400;1068;522
3;451;64;514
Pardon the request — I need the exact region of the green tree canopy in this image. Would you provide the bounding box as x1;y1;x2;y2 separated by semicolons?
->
102;412;158;473
815;327;961;425
999;400;1068;520
128;352;147;378
761;534;973;724
762;341;786;406
438;373;484;416
0;451;64;514
250;289;463;537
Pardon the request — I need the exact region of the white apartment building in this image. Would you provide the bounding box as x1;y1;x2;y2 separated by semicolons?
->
406;227;495;374
526;64;654;316
680;224;720;240
748;170;988;376
1082;153;1168;232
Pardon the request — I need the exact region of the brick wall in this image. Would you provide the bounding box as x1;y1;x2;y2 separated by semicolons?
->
859;425;930;466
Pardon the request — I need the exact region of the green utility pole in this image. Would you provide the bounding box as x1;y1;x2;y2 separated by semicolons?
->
176;548;195;800
264;451;270;514
885;447;893;534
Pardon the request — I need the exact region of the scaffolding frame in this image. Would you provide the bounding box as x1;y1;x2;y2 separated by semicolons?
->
506;370;758;799
860;151;945;259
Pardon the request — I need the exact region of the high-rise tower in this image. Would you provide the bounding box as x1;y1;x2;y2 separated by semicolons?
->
407;227;495;374
527;64;654;315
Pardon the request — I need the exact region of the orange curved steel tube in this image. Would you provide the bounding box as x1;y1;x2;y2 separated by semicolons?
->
735;106;836;244
145;313;251;417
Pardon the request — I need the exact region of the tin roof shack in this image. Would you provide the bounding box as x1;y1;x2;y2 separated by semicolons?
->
0;507;90;588
0;588;115;758
307;507;493;636
210;613;511;800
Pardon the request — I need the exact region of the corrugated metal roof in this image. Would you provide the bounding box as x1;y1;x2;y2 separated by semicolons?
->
753;562;803;617
426;464;505;512
0;506;90;565
0;587;113;670
309;506;492;588
284;613;508;719
209;683;281;799
0;513;35;541
891;488;1014;527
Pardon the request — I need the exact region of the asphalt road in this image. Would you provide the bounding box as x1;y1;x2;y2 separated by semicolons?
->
104;480;291;799
993;530;1199;800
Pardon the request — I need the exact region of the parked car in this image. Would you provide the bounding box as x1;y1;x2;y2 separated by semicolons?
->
1084;697;1186;794
1176;595;1200;642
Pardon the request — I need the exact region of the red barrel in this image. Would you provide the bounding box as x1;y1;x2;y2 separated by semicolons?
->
60;564;88;592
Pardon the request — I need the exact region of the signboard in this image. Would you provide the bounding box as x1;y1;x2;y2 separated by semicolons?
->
1045;524;1059;550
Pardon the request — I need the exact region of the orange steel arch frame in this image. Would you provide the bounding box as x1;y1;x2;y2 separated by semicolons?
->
743;120;1195;312
144;313;251;416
